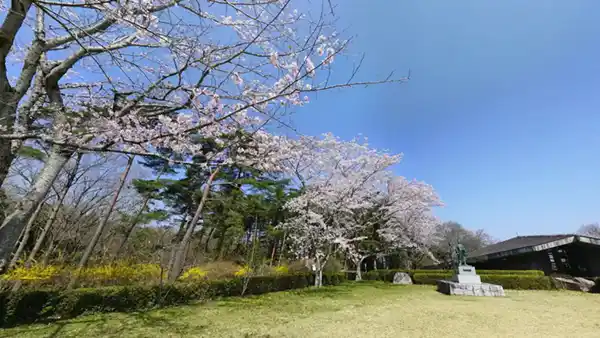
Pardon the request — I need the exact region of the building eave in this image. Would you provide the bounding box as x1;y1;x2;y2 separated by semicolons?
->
468;235;580;263
577;235;600;245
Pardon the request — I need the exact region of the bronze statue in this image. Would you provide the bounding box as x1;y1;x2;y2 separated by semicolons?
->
453;243;468;268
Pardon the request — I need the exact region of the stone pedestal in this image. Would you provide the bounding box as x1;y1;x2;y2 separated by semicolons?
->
437;280;505;297
451;265;481;284
437;265;505;297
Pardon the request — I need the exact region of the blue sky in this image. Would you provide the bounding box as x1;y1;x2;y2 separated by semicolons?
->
293;0;600;240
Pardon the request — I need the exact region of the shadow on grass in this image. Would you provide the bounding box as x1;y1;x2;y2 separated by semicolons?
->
215;284;358;308
0;317;110;338
3;282;426;337
130;310;206;333
3;309;207;338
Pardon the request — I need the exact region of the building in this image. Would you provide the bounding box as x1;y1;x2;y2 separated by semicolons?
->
467;234;600;277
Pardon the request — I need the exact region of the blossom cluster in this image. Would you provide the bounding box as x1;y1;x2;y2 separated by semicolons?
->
277;134;442;275
3;0;344;168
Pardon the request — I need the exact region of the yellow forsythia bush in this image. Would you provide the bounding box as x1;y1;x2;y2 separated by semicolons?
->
197;261;241;279
78;263;162;286
274;265;289;275
2;262;164;287
1;264;61;281
179;267;207;280
234;265;252;277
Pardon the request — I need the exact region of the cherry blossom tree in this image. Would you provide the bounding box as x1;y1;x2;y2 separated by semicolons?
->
375;177;442;265
278;134;401;286
277;134;443;285
578;223;600;239
0;0;406;270
339;176;442;280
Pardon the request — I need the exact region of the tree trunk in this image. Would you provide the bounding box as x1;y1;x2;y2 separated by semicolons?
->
41;240;56;266
203;227;215;253
355;256;368;281
1;45;77;271
27;197;64;264
7;199;45;269
25;153;82;266
68;156;134;289
314;268;323;287
196;227;206;248
0;142;14;191
314;255;328;287
215;227;228;260
168;168;220;282
269;240;277;266
0;1;36;191
114;195;151;258
277;232;287;265
115;169;164;258
315;257;325;288
0;147;70;271
166;217;189;270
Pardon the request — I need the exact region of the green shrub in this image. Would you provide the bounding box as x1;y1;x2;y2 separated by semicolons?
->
287;260;311;273
0;272;345;328
357;269;546;287
410;269;544;276
56;284;166;318
474;270;544;276
322;273;346;286
412;273;452;285
323;258;343;273
480;275;554;290
0;289;60;327
356;269;543;283
361;269;406;282
411;272;554;290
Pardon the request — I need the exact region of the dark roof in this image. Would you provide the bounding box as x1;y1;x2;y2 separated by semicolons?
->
467;234;600;263
468;234;573;259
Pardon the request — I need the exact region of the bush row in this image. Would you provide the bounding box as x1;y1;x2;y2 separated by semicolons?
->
2;261;299;289
426;269;544;276
0;272;346;327
410;273;555;290
1;263;163;288
359;269;553;290
357;268;543;282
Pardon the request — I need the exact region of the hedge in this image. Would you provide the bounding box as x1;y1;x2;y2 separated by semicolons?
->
357;269;553;290
0;272;346;328
411;272;555;290
358;269;544;282
425;269;544;276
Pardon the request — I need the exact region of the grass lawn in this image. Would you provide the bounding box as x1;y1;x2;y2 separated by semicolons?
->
2;282;600;338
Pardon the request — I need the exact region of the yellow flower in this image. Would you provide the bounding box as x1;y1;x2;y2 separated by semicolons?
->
1;264;60;281
234;265;252;277
274;265;289;275
78;263;162;284
180;267;207;280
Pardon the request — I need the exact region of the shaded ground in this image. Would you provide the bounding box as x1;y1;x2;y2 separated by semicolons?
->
2;282;600;338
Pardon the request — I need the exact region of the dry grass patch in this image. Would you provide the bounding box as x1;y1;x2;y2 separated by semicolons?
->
2;282;599;338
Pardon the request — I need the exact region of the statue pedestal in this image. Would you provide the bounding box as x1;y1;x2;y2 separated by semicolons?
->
437;265;505;297
451;265;481;284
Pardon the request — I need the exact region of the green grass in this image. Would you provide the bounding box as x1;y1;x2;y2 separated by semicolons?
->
2;282;600;338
